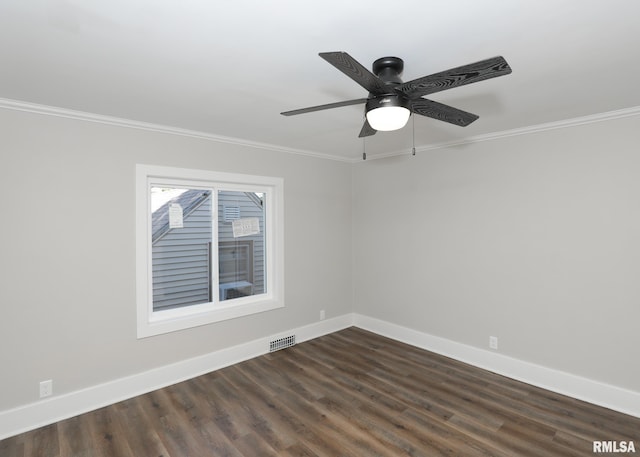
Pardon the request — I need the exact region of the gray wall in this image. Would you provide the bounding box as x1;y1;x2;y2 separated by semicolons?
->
1;104;639;416
0;108;353;411
353;115;640;392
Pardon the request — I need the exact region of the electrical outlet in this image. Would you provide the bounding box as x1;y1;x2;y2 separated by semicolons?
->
320;309;326;321
40;380;53;398
489;336;498;350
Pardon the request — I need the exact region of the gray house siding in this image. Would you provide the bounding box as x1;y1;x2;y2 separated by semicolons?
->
218;191;265;296
152;192;212;310
151;190;265;311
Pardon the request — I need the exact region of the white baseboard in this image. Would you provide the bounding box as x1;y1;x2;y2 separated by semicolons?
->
353;313;640;419
3;312;637;440
0;314;355;440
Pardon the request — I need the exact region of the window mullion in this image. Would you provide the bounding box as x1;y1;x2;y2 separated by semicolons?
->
211;186;220;305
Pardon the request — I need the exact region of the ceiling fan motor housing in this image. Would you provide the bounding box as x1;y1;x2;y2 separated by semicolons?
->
372;56;404;86
365;95;411;131
366;57;411;130
365;95;410;112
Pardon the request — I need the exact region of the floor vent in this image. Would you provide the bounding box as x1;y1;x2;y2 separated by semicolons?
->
269;335;296;352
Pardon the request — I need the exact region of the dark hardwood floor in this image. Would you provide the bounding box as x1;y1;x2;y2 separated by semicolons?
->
2;327;639;456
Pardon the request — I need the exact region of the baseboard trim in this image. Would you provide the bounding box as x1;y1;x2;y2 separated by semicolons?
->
3;312;637;440
353;313;640;419
0;314;355;440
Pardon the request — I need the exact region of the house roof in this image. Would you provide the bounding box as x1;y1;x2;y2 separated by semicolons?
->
152;190;264;242
152;189;210;243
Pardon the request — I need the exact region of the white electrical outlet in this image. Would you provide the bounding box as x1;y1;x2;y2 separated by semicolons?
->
320;309;326;321
40;380;53;398
489;336;499;350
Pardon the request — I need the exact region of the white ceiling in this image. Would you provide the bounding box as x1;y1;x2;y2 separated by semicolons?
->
1;0;640;161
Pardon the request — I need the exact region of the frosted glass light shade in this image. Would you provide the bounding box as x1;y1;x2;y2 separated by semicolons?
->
366;106;411;131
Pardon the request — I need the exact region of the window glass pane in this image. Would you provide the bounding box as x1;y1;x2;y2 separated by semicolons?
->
151;187;212;311
217;190;266;301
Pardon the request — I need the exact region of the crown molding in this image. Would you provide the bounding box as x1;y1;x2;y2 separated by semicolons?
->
363;105;640;161
0;97;353;163
2;97;639;164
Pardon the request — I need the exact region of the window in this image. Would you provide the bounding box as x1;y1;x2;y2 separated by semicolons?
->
136;165;284;338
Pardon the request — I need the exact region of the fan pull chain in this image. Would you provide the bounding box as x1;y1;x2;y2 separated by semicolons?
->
362;136;367;161
411;114;416;156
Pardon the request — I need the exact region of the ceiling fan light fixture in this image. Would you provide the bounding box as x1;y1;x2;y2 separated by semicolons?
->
365;96;411;131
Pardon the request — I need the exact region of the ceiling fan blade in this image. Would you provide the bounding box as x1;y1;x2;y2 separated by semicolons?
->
358;119;377;137
281;98;367;116
411;99;479;127
396;56;512;99
319;52;390;96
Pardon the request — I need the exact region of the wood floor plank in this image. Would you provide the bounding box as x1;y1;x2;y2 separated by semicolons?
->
57;414;93;457
115;397;171;457
231;432;279;457
220;365;303;451
11;423;57;457
191;373;254;441
84;406;134;457
0;434;24;457
2;327;639;456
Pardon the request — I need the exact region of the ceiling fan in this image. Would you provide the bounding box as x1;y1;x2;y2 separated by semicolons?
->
281;52;512;137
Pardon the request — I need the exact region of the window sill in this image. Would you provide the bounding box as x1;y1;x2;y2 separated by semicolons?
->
137;296;284;338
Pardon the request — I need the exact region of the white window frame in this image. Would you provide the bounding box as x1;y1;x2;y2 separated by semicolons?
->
136;164;284;338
